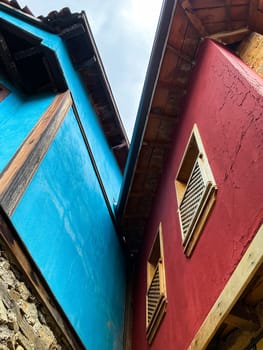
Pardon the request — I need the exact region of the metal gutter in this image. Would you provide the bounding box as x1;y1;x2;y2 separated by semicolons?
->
116;0;177;220
80;11;129;147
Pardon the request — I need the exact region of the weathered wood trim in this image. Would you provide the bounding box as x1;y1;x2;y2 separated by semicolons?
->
208;28;251;45
0;83;10;101
180;0;208;37
0;206;85;349
188;224;263;350
0;91;72;216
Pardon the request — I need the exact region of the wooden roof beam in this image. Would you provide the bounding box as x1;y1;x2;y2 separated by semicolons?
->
142;139;171;147
226;304;260;331
13;45;42;60
0;32;21;85
225;0;233;31
208;27;250;44
150;110;179;122
166;43;195;64
180;0;208;37
249;0;263;34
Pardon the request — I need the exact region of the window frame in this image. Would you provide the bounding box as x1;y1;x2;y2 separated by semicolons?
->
146;223;167;344
175;124;217;257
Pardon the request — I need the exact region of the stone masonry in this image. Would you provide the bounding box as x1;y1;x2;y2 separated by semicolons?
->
0;247;71;350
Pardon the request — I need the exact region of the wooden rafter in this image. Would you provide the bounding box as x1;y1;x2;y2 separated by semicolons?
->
0;32;21;85
150;111;179;122
167;43;194;64
225;0;232;31
226;304;260;331
208;28;250;44
13;45;42;60
180;0;208;37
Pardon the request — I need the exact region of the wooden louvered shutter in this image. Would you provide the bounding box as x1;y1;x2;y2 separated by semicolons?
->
178;158;213;241
146;260;166;338
146;226;167;343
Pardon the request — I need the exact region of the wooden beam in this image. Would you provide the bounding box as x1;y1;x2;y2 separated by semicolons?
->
0;206;85;349
208;28;251;44
225;0;233;31
142;139;171;147
259;0;263;12
0;83;10;102
226;304;260;331
158;78;187;93
13;46;42;60
249;0;263;34
150;111;179;123
60;23;85;40
0;32;21;85
0;91;72;216
180;0;208;37
166;44;194;64
188;224;263;350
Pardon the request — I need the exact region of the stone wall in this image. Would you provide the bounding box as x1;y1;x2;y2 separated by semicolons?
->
0;247;70;350
238;32;263;77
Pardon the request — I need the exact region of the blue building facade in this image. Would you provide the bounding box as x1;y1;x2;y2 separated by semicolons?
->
0;4;128;350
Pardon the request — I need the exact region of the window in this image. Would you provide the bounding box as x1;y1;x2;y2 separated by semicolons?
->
146;223;167;344
175;124;217;257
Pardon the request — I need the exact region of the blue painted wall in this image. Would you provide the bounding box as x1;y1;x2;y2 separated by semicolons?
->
0;10;123;209
0;76;54;173
12;108;126;350
0;10;127;349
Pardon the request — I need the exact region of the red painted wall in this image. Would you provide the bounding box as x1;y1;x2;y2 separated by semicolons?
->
132;39;263;350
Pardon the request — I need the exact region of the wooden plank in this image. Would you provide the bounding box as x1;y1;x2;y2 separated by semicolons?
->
0;83;10;102
244;265;263;305
208;27;250;44
0;206;85;349
0;91;72;216
226;305;260;331
13;46;42;60
180;0;208;36
188;224;263;349
0;32;22;85
166;44;193;64
225;0;232;31
249;0;263;34
194;6;227;24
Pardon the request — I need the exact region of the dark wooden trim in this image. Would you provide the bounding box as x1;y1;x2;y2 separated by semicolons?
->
0;83;10;101
0;31;22;85
180;0;208;36
0;206;85;349
0;91;72;216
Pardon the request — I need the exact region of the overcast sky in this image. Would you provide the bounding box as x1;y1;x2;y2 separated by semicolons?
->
18;0;163;139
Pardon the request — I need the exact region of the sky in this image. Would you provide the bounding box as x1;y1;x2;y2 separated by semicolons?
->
18;0;163;139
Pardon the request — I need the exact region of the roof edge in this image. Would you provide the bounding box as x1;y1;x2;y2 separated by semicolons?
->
116;0;177;220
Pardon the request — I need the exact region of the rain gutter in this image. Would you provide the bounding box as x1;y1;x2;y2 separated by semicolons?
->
116;0;177;220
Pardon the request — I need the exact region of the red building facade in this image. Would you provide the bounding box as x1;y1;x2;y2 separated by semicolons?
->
131;39;263;350
118;1;263;349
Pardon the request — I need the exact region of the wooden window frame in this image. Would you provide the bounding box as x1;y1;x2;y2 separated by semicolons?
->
175;124;217;257
146;223;167;344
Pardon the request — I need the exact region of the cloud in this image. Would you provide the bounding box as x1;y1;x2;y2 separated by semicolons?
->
120;0;162;40
16;0;163;138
